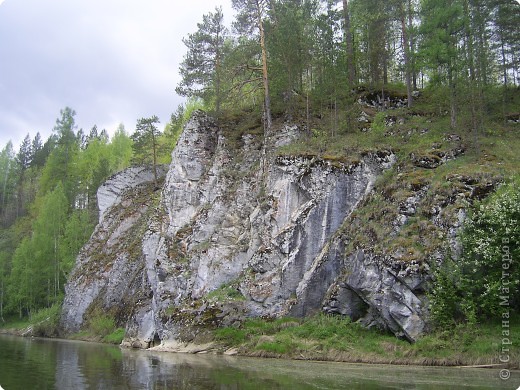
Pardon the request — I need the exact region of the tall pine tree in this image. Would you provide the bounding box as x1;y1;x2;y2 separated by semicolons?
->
177;7;228;115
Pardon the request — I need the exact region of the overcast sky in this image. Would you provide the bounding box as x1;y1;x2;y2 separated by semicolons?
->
0;0;234;150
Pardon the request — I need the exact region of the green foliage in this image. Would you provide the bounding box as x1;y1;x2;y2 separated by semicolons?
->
205;282;245;302
39;107;80;205
371;111;386;133
430;177;520;326
266;0;316;99
215;327;247;344
59;210;94;278
131;115;166;188
176;7;228;113
103;328;125;344
213;313;519;365
131;116;161;166
428;258;465;327
89;312;117;337
30;302;62;337
108;124;133;172
0;106;134;321
459;177;520;316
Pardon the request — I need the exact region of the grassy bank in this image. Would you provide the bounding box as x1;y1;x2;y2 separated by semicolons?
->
213;314;520;369
0;304;125;345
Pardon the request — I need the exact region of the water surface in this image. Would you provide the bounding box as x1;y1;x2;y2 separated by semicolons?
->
0;334;517;389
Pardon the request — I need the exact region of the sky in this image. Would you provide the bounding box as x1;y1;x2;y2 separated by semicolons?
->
0;0;234;150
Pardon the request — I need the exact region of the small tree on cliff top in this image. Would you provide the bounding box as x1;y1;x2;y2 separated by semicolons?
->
131;116;161;188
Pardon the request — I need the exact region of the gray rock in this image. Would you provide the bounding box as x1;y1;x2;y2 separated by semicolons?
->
61;110;432;347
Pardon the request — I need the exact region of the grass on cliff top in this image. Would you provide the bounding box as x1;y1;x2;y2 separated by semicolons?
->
270;86;520;263
275;86;520;175
213;314;520;368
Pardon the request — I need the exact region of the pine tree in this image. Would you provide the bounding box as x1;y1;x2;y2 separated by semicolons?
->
419;0;464;128
177;7;228;115
342;0;356;86
15;134;32;217
40;107;80;204
131;116;162;188
233;0;273;131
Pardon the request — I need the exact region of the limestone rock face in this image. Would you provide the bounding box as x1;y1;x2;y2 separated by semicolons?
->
97;165;168;224
323;250;427;341
61;166;165;334
61;110;433;345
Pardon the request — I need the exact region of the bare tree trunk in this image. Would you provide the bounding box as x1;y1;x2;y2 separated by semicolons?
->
258;7;272;132
400;5;413;108
306;92;310;135
408;0;417;90
152;131;158;189
215;38;222;116
449;75;457;129
342;0;355;86
0;279;4;323
463;0;479;154
255;1;272;183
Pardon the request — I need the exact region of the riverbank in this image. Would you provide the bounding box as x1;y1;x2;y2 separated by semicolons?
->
207;314;520;369
2;313;518;370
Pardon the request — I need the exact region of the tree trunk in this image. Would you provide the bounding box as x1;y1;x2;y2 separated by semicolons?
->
0;279;4;323
257;7;272;132
215;47;221;116
152;131;158;189
400;5;413;108
342;0;355;86
449;68;457;129
408;0;417;90
463;0;479;153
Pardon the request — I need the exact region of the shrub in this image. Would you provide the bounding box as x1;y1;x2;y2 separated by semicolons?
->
459;177;520;318
30;303;62;337
103;328;125;344
430;177;520;325
89;313;116;337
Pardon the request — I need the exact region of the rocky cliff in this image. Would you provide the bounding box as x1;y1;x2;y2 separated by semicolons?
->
61;110;483;345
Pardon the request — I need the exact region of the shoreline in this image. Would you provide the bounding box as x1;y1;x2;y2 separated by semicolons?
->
197;344;517;370
2;327;517;370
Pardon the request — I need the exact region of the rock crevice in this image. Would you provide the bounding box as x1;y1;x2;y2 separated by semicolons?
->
62;112;433;345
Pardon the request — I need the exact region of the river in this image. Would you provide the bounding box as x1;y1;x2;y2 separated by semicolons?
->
0;334;517;389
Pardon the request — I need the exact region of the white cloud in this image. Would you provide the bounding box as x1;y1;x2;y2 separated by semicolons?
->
0;0;234;149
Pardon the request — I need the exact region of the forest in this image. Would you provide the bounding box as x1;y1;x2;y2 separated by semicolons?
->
0;0;519;325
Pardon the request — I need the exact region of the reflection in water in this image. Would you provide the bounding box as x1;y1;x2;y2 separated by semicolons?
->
0;334;518;389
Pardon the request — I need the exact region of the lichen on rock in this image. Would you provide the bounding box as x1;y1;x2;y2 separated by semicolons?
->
60;110;495;346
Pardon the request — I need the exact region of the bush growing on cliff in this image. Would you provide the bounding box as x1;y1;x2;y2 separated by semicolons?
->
430;177;520;326
88;312;117;337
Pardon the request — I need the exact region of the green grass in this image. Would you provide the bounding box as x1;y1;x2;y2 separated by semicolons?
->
103;327;125;344
29;303;62;337
277;86;520;172
213;314;520;367
205;282;245;302
68;323;125;345
0;303;63;337
86;309;120;340
0;318;31;330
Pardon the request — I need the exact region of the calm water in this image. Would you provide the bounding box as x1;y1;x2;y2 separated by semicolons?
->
0;334;518;390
